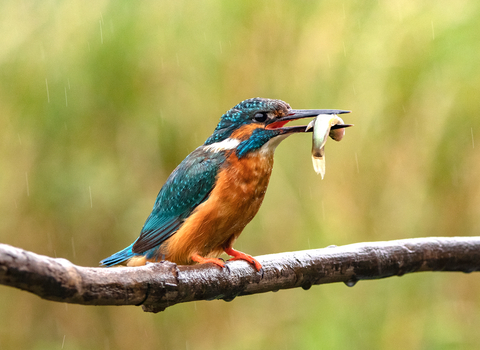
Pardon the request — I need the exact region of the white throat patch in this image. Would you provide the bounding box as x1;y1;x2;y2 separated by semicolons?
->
204;138;241;153
258;134;289;155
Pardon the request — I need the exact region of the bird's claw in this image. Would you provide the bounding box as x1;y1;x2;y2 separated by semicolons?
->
225;248;263;272
223;263;231;274
191;254;226;269
258;267;264;278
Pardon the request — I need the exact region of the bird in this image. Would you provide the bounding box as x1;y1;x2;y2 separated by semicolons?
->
100;98;350;271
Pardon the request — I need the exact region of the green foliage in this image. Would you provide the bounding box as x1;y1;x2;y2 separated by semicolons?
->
1;1;480;349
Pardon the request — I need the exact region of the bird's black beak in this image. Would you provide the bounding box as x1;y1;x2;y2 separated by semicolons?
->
266;109;352;134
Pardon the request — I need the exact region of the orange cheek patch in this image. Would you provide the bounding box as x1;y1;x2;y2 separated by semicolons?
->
230;124;264;141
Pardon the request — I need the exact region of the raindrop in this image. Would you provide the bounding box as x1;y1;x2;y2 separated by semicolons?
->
62;335;66;349
302;281;312;290
471;127;474;148
99;20;103;44
25;172;30;196
45;78;50;103
89;186;93;208
354;152;359;173
344;278;358;287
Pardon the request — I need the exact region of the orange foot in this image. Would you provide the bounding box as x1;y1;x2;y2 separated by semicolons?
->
224;247;262;271
191;253;225;269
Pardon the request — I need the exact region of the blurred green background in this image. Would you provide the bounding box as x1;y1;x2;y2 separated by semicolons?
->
1;1;480;349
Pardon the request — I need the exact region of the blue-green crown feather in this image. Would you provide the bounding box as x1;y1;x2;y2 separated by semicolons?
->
205;97;290;145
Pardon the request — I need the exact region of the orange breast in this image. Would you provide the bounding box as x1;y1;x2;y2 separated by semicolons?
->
163;150;274;265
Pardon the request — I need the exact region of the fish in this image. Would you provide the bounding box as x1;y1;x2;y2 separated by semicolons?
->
306;114;351;179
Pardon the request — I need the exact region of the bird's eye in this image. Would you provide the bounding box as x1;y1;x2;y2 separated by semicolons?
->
253;112;268;122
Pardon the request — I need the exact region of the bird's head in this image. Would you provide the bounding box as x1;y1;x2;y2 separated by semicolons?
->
204;98;350;158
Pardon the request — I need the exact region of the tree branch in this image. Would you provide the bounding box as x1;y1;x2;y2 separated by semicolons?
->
0;237;479;313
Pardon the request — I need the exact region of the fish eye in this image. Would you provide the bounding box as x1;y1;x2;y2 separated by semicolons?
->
253;112;268;122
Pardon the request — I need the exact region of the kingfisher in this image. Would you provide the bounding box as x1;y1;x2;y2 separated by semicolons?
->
100;98;350;271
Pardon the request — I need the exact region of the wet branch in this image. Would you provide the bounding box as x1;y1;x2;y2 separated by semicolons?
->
0;237;479;313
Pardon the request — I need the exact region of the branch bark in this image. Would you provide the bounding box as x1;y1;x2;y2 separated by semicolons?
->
0;237;479;313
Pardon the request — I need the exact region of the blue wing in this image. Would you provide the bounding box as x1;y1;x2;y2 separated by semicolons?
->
131;146;226;253
100;146;226;266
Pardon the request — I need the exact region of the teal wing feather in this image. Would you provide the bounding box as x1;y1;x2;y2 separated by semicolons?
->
131;147;226;253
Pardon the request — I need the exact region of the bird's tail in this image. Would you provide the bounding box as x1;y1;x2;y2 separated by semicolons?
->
100;243;136;267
